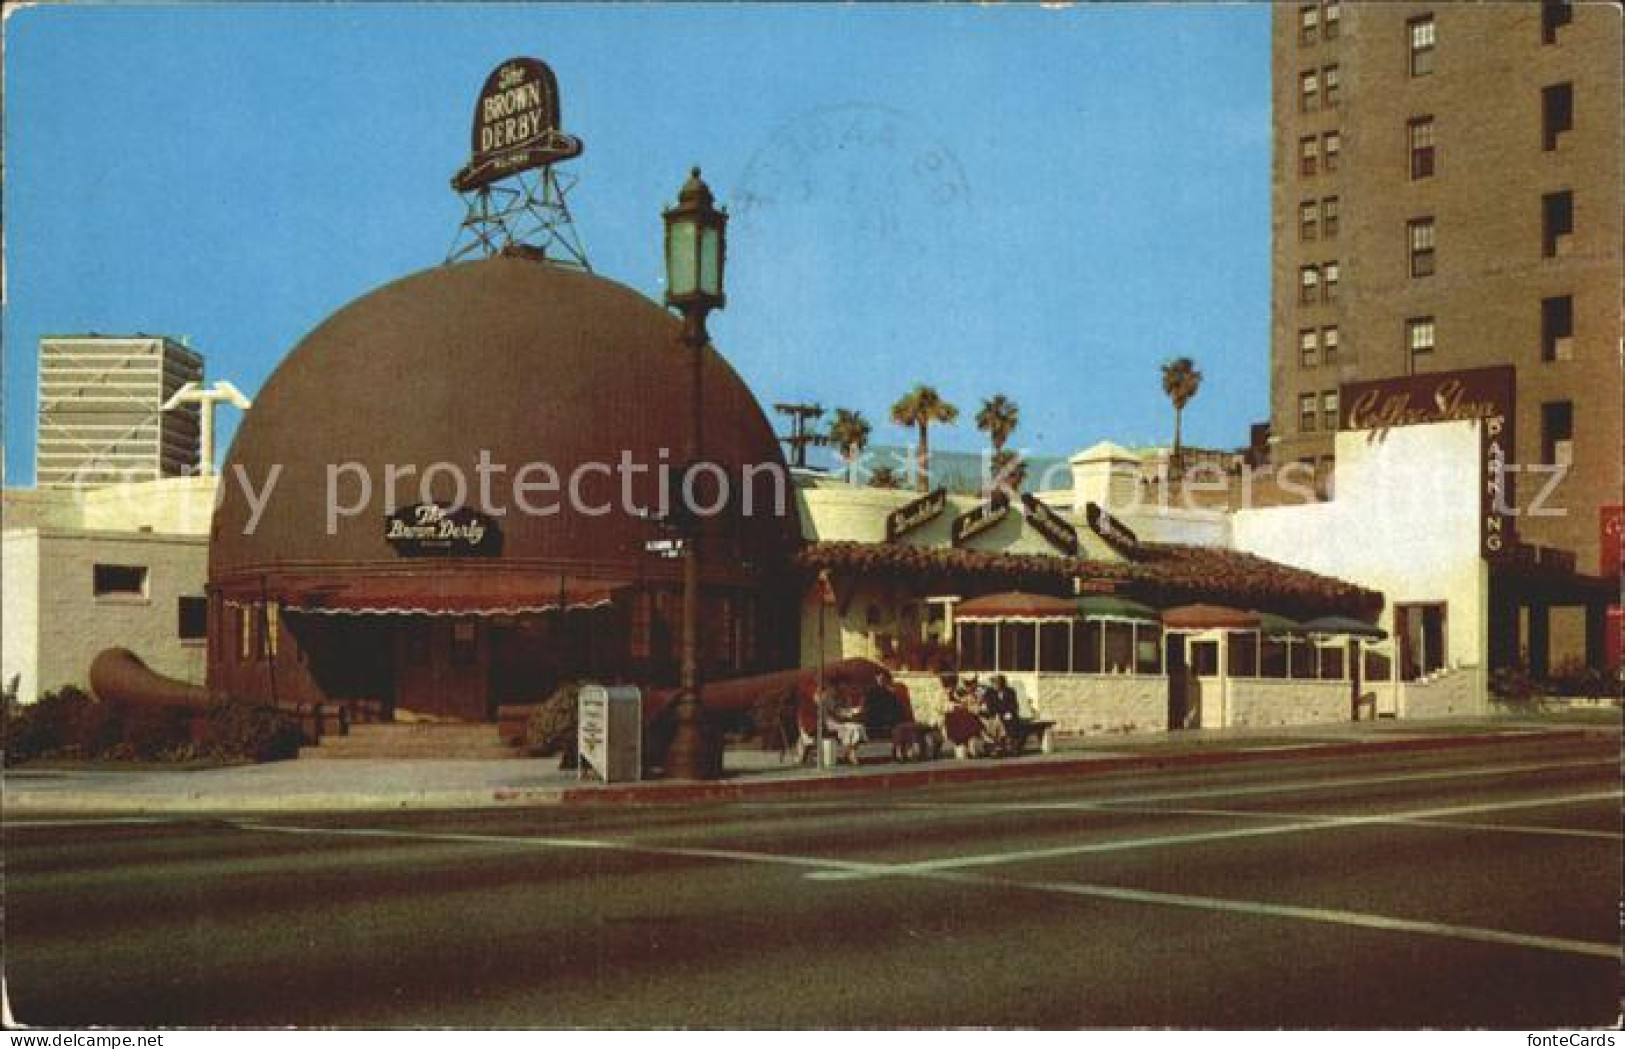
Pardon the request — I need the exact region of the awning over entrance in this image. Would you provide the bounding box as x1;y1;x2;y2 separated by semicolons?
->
282;575;621;616
955;591;1079;621
1161;603;1258;631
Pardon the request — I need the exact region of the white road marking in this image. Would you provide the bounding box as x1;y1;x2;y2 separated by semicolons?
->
1095;804;1624;841
807;790;1623;881
880;758;1615;813
228;821;904;878
937;872;1622;961
3;817;188;829
226;807;1622;963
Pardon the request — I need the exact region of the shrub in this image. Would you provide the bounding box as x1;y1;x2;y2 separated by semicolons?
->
120;704;197;761
2;686;101;763
1547;658;1617;699
1489;666;1541;708
200;698;302;762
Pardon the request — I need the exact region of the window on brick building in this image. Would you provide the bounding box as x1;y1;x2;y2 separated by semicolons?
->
1322;261;1339;302
1409;16;1435;76
1409;217;1436;277
1322;326;1340;364
1323;65;1341;107
1542;83;1573;150
1541;295;1574;362
1323;131;1341;172
1324;0;1341;38
1541;401;1573;465
1322;391;1339;432
1407;317;1435;373
1300;70;1319;112
1299;201;1318;241
1299;265;1320;305
1299;4;1319;44
1542;190;1573;257
1322;196;1340;237
1299;135;1319;176
1300;329;1319;367
1542;0;1572;45
1409;117;1435;179
1299;393;1318;432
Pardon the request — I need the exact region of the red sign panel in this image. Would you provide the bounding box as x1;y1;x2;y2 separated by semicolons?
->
1602;505;1623;582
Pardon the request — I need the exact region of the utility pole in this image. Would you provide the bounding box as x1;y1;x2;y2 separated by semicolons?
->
774;402;828;470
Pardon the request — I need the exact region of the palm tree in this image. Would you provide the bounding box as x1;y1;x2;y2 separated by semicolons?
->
975;394;1020;451
1160;357;1204;467
891;384;960;492
989;447;1027;496
827;408;872;484
976;394;1021;496
868;464;903;490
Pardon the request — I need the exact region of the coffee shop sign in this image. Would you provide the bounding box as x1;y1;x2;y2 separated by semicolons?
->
1344;377;1503;441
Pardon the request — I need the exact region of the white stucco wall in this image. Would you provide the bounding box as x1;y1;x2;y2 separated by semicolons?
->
1231;422;1488;694
9;530;209;702
2;531;41;702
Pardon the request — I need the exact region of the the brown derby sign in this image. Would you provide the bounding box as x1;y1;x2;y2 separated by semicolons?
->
452;58;584;192
951;495;1009;547
1340;366;1516;559
385;503;503;557
885;487;947;542
1085;501;1140;554
1021;493;1079;556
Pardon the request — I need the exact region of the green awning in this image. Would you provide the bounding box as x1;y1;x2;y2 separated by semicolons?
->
1255;612;1306;636
1077;595;1161;623
1300;615;1388;639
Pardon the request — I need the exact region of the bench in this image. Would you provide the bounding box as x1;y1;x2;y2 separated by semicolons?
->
1005;719;1057;756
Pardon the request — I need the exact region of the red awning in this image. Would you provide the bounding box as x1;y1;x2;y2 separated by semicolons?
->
955;591;1079;620
1161;603;1259;631
282;575;621;616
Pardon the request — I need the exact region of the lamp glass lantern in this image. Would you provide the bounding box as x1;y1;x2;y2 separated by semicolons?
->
664;167;728;313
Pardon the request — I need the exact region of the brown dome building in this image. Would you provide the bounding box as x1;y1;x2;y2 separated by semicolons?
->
208;254;800;720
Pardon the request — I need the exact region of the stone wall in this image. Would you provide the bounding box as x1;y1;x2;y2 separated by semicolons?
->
1401;666;1488;718
1031;675;1168;736
1227;678;1350;728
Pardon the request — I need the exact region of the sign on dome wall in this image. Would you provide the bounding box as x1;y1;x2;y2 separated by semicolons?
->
452;57;584;192
385;503;503;557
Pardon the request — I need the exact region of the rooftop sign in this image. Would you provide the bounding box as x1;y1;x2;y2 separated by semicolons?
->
452;57;583;192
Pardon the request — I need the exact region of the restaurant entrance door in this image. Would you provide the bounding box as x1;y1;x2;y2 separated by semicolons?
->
1188;636;1224;729
394;618;491;721
1165;635;1191;729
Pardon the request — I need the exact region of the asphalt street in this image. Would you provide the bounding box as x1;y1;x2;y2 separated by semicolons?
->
4;734;1620;1028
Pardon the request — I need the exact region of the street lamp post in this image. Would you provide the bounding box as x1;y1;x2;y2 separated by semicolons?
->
662;167;728;780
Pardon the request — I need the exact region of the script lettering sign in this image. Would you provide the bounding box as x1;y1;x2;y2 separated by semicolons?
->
384;503;503;557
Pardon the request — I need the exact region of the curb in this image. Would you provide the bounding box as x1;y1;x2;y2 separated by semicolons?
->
2;728;1603;816
552;727;1603;806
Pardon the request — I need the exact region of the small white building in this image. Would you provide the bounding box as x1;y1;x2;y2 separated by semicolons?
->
2;477;216;703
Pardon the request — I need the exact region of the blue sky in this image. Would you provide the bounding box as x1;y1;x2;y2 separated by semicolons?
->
2;3;1272;484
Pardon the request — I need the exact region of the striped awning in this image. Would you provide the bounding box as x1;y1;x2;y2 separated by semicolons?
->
1160;603;1258;631
1300;615;1388;639
281;576;621;616
955;591;1079;621
1077;595;1160;623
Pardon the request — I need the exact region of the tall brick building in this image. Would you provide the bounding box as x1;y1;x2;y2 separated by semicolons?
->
1269;0;1622;581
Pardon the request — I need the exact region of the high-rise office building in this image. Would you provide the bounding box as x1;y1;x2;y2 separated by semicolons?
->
1269;0;1622;576
36;335;204;489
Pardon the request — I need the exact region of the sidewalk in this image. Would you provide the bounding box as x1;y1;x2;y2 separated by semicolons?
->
3;712;1615;816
